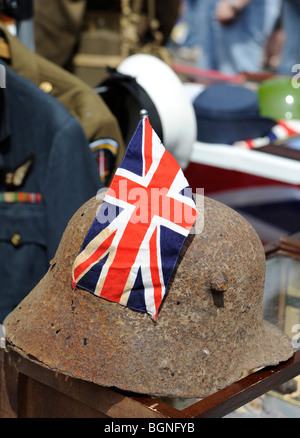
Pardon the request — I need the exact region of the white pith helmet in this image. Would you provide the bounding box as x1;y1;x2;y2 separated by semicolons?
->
100;54;197;169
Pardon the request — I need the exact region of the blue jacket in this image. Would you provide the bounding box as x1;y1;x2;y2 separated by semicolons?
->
0;65;103;322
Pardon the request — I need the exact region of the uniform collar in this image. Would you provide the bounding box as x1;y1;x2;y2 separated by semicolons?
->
0;23;39;85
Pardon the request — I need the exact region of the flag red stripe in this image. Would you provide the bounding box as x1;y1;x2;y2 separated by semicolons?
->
149;227;162;320
72;229;117;286
277;120;298;136
144;116;153;176
245;140;254;149
99;220;148;302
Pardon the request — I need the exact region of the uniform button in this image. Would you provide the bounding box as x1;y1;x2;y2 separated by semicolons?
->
11;233;21;246
39;81;53;93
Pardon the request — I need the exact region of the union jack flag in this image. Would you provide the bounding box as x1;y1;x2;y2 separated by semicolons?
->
72;115;198;320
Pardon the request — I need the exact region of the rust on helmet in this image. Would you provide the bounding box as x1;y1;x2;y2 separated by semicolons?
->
3;194;294;398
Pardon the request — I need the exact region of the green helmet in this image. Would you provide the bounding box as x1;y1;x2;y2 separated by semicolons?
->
258;76;300;121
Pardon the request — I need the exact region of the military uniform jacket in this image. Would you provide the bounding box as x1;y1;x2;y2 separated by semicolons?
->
0;22;125;183
0;65;103;322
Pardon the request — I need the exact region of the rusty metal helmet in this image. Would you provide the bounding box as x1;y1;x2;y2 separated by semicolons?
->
4;193;294;399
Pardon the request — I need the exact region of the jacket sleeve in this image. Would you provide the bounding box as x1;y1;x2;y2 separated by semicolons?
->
43;116;103;259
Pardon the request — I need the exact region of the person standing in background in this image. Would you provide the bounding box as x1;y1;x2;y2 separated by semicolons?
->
277;0;300;75
174;0;204;62
197;0;281;74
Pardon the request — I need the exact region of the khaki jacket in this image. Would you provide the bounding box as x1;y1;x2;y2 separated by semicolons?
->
0;22;125;173
33;0;180;66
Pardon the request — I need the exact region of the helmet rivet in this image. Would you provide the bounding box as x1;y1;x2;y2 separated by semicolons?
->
209;272;228;293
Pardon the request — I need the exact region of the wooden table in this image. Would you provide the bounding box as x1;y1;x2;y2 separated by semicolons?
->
0;346;299;418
